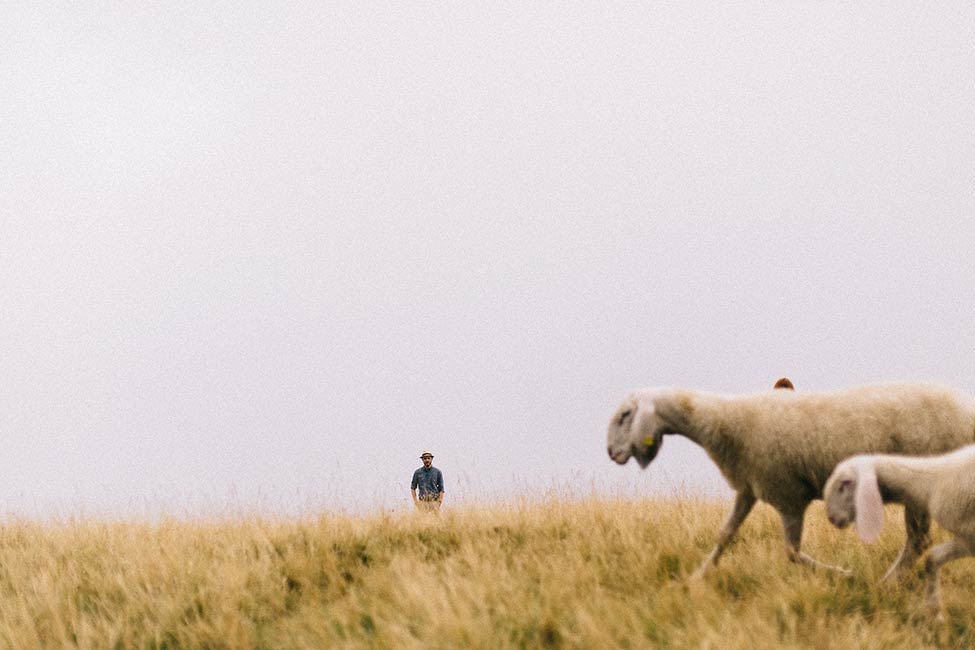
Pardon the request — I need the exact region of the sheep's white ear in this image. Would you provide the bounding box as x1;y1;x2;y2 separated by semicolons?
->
632;398;654;444
854;464;884;544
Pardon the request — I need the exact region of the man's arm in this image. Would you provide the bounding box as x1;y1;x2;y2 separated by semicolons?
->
411;471;419;505
411;487;419;505
437;470;444;503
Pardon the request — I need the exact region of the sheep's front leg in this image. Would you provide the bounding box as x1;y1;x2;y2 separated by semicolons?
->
924;537;972;620
690;489;756;579
780;508;852;576
881;506;931;583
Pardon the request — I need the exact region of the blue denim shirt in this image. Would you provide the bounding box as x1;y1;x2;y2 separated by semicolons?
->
411;466;444;498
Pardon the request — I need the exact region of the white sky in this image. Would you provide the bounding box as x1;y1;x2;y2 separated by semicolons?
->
2;3;974;516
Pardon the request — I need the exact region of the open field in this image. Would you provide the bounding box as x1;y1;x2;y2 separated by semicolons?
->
0;498;972;649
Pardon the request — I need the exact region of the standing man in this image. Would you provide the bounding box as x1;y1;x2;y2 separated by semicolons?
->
411;451;444;512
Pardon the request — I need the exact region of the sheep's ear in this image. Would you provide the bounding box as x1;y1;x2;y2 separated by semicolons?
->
854;464;884;544
631;397;664;468
632;398;654;443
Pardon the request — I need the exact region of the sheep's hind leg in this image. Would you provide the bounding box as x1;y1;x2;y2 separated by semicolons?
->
881;506;931;583
780;508;852;577
923;537;972;621
689;490;756;579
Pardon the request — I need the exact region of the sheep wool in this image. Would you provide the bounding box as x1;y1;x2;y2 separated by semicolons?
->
607;382;975;579
824;444;975;619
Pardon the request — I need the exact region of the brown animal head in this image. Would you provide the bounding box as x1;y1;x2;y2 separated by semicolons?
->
774;377;794;390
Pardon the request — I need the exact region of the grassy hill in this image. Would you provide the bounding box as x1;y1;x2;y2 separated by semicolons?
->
0;498;971;649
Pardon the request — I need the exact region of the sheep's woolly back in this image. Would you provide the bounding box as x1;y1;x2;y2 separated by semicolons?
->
673;383;975;511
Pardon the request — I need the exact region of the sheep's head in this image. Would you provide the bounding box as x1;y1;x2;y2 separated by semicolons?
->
824;456;884;544
607;390;679;468
823;461;857;529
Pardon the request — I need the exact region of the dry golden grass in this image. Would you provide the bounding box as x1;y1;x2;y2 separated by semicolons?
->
0;498;972;649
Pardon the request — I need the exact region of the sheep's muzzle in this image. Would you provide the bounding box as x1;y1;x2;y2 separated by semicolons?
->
827;511;851;529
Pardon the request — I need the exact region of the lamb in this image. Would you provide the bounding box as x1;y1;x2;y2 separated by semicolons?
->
606;383;975;579
824;445;975;619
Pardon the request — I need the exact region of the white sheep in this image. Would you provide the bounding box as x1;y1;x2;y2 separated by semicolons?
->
824;445;975;619
606;383;975;579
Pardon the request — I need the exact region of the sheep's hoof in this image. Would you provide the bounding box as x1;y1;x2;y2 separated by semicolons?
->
924;603;944;622
683;571;710;596
687;564;711;583
880;566;914;584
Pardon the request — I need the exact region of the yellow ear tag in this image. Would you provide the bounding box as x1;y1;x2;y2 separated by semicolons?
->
644;436;655;447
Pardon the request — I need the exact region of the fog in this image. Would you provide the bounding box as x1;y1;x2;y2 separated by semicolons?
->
2;3;974;515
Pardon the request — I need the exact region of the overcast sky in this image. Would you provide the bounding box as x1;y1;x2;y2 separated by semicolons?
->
2;3;974;516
